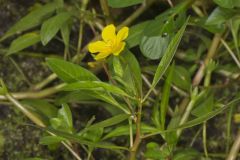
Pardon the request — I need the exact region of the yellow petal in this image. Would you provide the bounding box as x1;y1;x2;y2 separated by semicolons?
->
117;27;129;41
102;24;116;42
94;52;111;60
88;41;108;53
113;42;126;56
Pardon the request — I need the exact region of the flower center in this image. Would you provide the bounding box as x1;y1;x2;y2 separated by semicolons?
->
106;38;117;50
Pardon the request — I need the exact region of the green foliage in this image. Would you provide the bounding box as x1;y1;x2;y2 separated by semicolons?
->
40;136;66;145
62;81;129;97
149;19;188;96
213;0;240;8
126;21;150;48
83;114;130;132
107;0;143;8
41;12;71;45
0;2;57;41
1;0;240;159
7;32;40;55
160;64;174;129
46;58;98;82
171;65;191;91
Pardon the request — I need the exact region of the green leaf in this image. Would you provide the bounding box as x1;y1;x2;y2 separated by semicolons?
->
46;58;98;82
146;98;240;137
126;21;150;48
214;0;234;8
144;142;170;160
0;3;57;41
41;12;71;45
56;90;130;114
107;0;143;8
63;81;130;97
84;114;130;131
172;65;191;91
152;95;161;128
103;124;158;140
121;50;142;97
40;136;66;145
41;127;128;150
165;112;181;146
230;17;240;57
22;99;58;119
213;0;240;8
113;56;123;77
173;148;200;160
205;7;236;26
61;19;72;47
50;118;62;129
81;128;103;143
140;35;171;60
191;94;214;117
59;104;73;128
140;17;177;60
56;91;97;103
7;32;40;56
160;63;174;129
139;1;190;60
150;19;188;93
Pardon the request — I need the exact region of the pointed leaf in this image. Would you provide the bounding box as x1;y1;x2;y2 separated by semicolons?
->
41;127;128;150
41;12;71;45
150;19;188;92
46;58;98;82
103;124;158;140
85;114;130;131
1;3;56;41
7;32;40;55
40;136;66;145
160;63;174;129
62;81;130;97
122;50;142;97
59;104;73;128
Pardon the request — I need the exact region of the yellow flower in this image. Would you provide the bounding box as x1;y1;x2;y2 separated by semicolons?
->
88;24;129;60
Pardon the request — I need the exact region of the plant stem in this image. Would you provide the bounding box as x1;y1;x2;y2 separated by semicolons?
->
5;93;45;127
226;131;240;160
62;142;82;160
175;33;222;137
0;83;65;100
32;73;57;90
100;0;112;24
226;106;234;153
203;122;208;158
192;34;222;86
176;98;196;136
129;101;142;160
76;0;89;62
129;118;133;148
221;39;240;69
118;0;156;29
